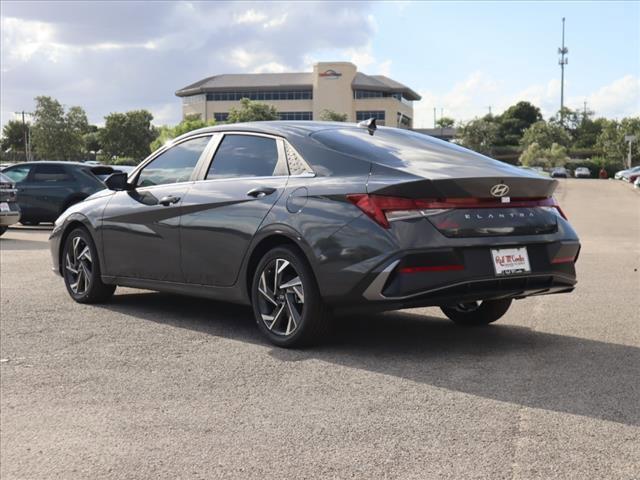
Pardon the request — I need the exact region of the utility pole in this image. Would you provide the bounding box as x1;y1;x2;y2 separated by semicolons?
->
433;107;437;128
487;106;492;116
558;17;568;124
15;111;31;161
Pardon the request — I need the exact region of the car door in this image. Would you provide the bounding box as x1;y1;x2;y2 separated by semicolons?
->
2;164;34;218
27;164;78;221
101;134;214;282
180;133;289;286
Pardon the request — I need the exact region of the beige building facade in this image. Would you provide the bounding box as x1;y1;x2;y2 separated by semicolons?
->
176;62;420;128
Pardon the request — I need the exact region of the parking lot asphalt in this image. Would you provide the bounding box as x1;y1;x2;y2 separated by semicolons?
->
1;179;639;479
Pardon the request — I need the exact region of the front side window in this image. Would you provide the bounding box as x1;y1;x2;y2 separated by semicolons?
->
3;164;32;183
206;135;279;179
32;164;73;182
137;136;211;187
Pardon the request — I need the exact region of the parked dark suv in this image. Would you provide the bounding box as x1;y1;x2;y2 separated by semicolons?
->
1;162;117;225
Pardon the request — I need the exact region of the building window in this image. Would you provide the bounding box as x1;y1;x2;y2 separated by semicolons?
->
206;90;313;102
214;112;229;122
182;94;205;105
356;111;386;124
354;90;383;99
397;112;412;129
278;112;313;121
354;90;407;101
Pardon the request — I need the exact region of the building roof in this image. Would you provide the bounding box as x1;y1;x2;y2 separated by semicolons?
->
176;70;421;101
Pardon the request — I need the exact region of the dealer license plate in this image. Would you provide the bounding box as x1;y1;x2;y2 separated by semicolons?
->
0;202;9;212
491;247;531;276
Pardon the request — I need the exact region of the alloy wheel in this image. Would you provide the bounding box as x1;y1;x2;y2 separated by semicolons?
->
65;236;93;295
256;258;304;336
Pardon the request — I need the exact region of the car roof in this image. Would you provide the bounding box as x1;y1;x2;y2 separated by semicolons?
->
175;121;369;141
4;161;91;168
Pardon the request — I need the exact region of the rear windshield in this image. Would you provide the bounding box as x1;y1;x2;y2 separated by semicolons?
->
311;127;475;167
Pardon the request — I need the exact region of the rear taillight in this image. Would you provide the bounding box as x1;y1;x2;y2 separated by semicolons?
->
347;194;448;228
347;194;568;228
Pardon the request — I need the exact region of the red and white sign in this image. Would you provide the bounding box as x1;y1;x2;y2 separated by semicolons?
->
491;247;531;276
318;69;342;79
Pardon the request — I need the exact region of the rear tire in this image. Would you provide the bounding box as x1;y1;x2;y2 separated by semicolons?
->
441;298;512;326
251;246;329;348
62;227;115;303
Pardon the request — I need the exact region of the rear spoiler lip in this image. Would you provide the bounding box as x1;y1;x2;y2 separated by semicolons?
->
366;166;558;199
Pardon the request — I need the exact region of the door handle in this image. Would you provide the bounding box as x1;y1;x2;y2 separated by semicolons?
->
159;195;180;206
247;187;276;198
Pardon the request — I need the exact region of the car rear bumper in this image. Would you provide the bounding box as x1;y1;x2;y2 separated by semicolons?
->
0;205;21;226
332;240;579;311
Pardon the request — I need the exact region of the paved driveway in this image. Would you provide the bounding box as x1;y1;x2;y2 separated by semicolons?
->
1;179;638;479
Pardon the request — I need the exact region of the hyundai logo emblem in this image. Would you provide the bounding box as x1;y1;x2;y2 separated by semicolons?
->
490;184;510;197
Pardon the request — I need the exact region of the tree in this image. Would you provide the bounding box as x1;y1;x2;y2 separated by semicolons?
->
435;116;455;128
100;110;158;161
520;120;571;150
30;96;89;161
226;98;279;123
520;142;569;168
319;109;348;122
572;117;606;149
1;120;27;153
150;115;216;152
495;101;542;146
457;118;499;155
596;117;640;166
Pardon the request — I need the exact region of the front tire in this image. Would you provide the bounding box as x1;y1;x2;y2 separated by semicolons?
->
62;227;115;303
441;298;512;326
251;246;329;348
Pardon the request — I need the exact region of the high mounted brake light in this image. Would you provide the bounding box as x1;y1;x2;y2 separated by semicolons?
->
347;194;568;229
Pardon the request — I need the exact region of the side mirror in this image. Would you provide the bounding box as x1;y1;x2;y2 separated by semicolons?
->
104;172;132;191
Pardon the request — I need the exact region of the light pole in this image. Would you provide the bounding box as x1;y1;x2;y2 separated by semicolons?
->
558;17;568;123
625;135;636;169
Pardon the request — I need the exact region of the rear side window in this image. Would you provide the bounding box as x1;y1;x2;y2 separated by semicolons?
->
207;135;279;179
32;164;73;182
3;165;32;183
137;136;211;187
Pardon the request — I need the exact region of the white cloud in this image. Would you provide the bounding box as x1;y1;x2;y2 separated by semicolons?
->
413;72;639;128
263;13;288;29
1;16;61;62
377;59;392;77
1;2;376;127
252;62;290;74
580;74;640;119
234;9;268;25
413;71;501;127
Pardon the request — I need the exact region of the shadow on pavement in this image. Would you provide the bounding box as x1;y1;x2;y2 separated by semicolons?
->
0;226;52;250
0;237;49;250
99;291;639;427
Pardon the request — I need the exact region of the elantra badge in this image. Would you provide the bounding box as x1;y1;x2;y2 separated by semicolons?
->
490;184;510;197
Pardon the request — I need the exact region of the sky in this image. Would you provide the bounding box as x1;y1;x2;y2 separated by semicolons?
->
1;1;639;129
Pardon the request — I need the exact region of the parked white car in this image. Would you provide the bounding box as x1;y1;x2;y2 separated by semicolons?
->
574;167;591;178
